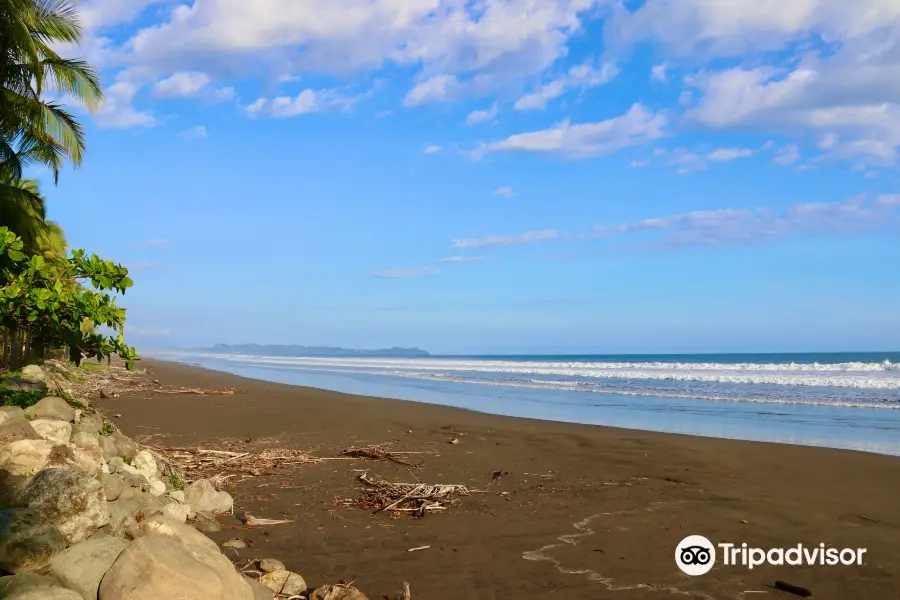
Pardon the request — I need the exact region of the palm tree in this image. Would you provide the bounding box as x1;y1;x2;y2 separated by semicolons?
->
0;177;66;256
0;0;103;207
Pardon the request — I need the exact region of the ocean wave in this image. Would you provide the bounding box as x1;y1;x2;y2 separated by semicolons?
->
193;354;900;390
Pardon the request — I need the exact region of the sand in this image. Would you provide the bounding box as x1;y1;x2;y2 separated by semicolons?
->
95;359;900;600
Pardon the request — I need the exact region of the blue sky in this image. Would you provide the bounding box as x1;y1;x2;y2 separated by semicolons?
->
32;0;900;354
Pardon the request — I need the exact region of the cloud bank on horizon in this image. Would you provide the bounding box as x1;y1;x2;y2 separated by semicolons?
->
45;0;900;351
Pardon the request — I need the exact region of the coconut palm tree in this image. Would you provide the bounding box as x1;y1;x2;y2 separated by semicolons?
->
0;177;66;256
0;0;103;206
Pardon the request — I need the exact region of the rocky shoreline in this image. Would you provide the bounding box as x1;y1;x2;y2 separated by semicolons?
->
0;361;370;600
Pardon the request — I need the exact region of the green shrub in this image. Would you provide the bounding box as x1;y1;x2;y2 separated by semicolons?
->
0;387;44;409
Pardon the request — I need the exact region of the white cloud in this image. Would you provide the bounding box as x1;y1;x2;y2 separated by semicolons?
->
246;89;362;117
180;125;208;140
404;75;463;106
372;267;439;279
493;186;515;198
437;256;483;263
465;104;498;125
707;147;755;161
453;229;559;249
476;104;666;159
514;61;619;111
96;82;155;129
155;71;211;97
650;63;668;83
774;144;801;165
424;145;442;154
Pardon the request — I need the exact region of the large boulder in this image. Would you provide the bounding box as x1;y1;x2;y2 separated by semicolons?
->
15;468;109;545
5;587;82;600
50;536;130;600
184;479;233;515
106;494;167;539
72;413;103;437
258;571;306;596
162;502;190;523
0;573;63;597
27;397;75;423
245;577;275;600
0;441;101;477
29;420;72;444
101;473;125;502
0;508;66;573
131;450;157;478
0;406;26;426
0;417;40;448
109;432;137;461
98;436;118;462
98;536;254;600
19;366;46;386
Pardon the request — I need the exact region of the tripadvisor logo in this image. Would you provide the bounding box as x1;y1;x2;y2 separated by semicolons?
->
675;535;867;576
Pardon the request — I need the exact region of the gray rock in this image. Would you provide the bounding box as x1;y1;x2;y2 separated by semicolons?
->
222;538;246;549
0;418;40;448
245;576;276;600
148;479;166;497
167;490;186;503
0;441;101;477
28;397;74;423
0;407;25;426
190;511;222;533
0;508;66;573
0;573;61;597
161;502;190;523
16;468;109;545
50;536;130;600
7;587;82;600
29;420;72;444
107;493;167;538
107;456;124;474
19;366;45;385
118;486;136;501
184;479;233;515
1;378;45;393
258;571;306;596
99;535;254;600
72;413;102;437
110;432;137;461
71;432;99;450
131;450;157;477
98;436;118;463
258;558;285;574
102;474;125;502
309;585;370;600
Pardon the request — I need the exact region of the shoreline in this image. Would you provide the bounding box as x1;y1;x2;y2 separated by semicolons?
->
96;359;900;600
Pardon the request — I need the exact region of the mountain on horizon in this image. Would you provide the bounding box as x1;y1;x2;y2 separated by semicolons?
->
204;344;431;358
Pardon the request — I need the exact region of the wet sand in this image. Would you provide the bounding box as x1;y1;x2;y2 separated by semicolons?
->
96;359;900;600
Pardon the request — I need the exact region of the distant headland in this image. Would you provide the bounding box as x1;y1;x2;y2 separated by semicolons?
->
203;344;431;358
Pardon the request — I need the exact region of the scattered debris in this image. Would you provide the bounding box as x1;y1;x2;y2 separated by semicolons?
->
342;443;424;467
243;513;295;527
774;581;812;597
407;546;430;552
222;538;247;549
449;438;459;445
491;470;508;482
356;472;469;517
156;386;240;396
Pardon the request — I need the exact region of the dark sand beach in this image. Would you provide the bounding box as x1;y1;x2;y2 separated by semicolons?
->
96;360;900;600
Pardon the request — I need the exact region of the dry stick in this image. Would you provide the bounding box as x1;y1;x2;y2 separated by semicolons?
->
401;582;411;600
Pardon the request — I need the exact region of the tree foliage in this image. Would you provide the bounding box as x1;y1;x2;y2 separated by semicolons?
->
0;226;138;368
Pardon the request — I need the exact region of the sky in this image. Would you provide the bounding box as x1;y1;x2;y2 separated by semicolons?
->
30;0;900;355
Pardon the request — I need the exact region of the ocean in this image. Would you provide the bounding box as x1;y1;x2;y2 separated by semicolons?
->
149;351;900;456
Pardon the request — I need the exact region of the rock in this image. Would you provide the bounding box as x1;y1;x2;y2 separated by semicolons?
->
161;502;190;523
99;535;254;600
107;456;124;474
120;472;145;489
245;577;276;600
0;417;40;448
222;538;246;549
118;487;136;501
72;413;102;437
258;558;285;574
308;585;370;600
184;479;233;515
0;573;61;597
50;536;129;600
133;515;220;555
11;586;84;600
131;450;157;477
102;474;125;502
110;432;137;461
258;571;306;596
19;366;45;385
16;468;109;545
148;479;166;497
0;406;26;426
72;432;99;449
28;397;74;423
30;420;72;444
0;508;66;573
167;490;186;503
0;441;102;477
99;436;118;462
106;494;167;538
190;511;222;533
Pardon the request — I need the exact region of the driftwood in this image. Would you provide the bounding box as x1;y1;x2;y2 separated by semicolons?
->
341;443;426;467
774;581;812;597
356;472;469;516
